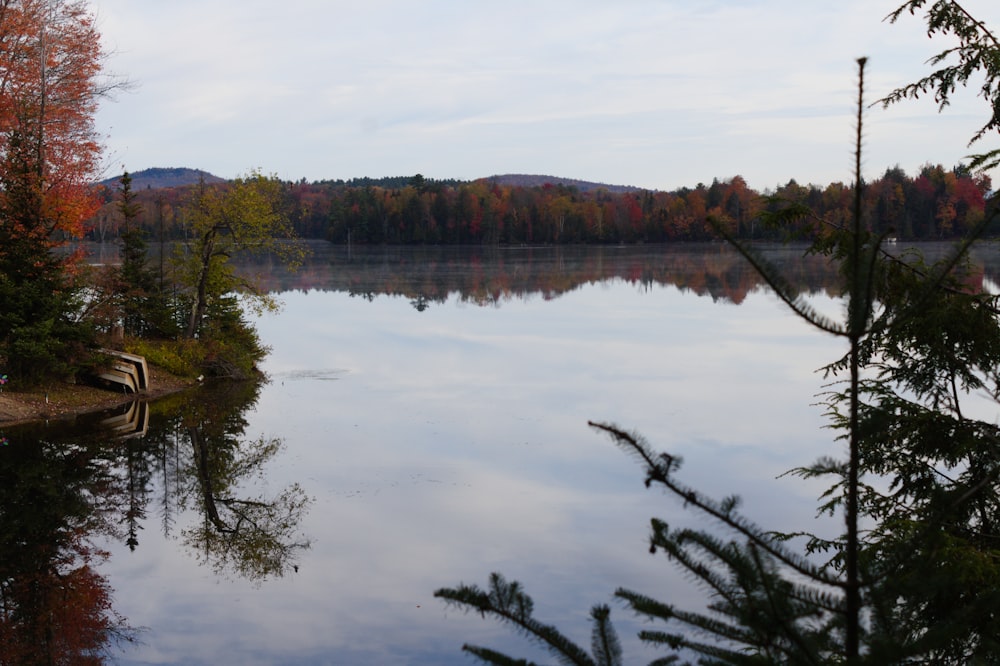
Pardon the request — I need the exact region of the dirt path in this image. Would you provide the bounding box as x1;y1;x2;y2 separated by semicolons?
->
0;367;196;427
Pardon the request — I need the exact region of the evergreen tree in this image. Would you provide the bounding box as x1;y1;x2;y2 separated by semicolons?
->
0;0;122;383
879;0;1000;174
0;128;93;383
436;3;1000;662
116;170;167;338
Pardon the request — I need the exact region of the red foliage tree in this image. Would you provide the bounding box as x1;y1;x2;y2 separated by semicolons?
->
0;0;108;241
0;0;115;382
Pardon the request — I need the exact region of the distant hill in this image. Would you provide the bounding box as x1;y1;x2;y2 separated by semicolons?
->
288;173;644;192
484;174;644;193
99;167;225;191
97;168;645;193
315;175;468;189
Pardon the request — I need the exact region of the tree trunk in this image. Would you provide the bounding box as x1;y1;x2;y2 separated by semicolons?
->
186;234;215;338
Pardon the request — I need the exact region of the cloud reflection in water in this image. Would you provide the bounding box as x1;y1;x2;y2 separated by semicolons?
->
108;255;846;664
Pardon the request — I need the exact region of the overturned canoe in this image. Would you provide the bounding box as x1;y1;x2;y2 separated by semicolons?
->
93;350;150;393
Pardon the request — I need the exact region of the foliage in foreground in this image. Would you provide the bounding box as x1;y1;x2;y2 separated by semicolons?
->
436;2;1000;663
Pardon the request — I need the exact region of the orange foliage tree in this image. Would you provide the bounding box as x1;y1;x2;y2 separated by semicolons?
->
0;0;107;239
0;0;114;382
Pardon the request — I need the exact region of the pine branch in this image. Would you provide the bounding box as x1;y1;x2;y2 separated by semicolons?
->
434;573;601;666
708;216;845;336
881;1;1000;150
589;605;623;666
747;544;826;665
461;646;538;666
588;421;842;588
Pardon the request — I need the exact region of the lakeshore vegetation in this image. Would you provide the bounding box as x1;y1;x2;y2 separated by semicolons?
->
0;4;993;395
0;0;298;389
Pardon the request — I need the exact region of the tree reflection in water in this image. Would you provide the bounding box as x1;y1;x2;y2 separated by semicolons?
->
176;380;312;581
0;427;136;664
0;376;312;662
123;378;312;581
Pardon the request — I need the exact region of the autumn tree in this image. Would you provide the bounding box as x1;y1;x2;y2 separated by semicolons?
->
0;0;107;237
0;0;116;383
174;171;304;376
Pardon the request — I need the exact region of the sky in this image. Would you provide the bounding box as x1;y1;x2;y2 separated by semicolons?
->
87;0;998;192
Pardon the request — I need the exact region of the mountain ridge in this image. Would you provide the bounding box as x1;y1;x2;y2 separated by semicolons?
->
99;168;646;193
98;167;225;191
484;173;642;193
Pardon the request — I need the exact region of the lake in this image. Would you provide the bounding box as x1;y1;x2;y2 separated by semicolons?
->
3;241;998;664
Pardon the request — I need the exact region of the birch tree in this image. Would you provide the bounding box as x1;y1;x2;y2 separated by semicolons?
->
174;171;304;376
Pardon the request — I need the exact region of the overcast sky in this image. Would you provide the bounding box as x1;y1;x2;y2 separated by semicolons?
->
88;1;998;191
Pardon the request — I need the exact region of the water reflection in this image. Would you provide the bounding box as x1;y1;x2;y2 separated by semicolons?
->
73;239;1000;307
234;240;1000;308
101;400;150;439
242;242;843;306
0;420;135;663
17;240;1000;663
171;381;311;581
0;379;311;662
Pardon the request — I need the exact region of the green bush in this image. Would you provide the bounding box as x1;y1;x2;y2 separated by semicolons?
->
125;295;268;381
197;295;270;379
125;339;203;379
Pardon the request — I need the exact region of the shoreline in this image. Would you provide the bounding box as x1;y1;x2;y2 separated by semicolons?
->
0;366;197;428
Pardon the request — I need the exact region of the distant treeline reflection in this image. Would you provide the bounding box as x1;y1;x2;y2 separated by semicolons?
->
239;242;1000;308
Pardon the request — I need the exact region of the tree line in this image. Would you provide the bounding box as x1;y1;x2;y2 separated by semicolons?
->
4;0;1000;662
86;163;993;247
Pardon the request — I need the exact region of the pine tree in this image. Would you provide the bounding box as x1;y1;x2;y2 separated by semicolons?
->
437;58;878;666
116;170;164;338
0;127;92;383
879;0;1000;173
436;4;1000;662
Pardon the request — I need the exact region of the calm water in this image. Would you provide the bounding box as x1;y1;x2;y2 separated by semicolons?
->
4;242;999;664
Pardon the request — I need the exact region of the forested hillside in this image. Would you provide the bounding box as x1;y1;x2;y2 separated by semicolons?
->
99;167;224;191
486;173;641;193
87;165;994;245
